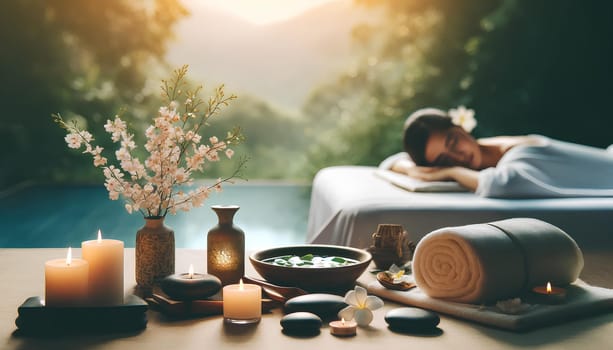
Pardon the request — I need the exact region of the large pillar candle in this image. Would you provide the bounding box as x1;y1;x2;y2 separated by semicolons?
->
82;230;124;305
45;247;89;307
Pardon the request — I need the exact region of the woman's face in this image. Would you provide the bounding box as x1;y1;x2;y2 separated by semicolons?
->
423;127;482;169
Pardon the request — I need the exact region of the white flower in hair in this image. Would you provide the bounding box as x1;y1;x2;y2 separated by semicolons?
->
449;106;477;132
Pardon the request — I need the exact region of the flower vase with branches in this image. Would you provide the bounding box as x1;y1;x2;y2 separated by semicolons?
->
54;65;246;289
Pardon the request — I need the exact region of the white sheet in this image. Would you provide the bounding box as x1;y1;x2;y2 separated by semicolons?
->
307;166;613;248
477;136;613;198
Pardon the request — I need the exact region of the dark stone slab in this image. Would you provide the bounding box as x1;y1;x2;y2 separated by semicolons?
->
284;294;347;319
15;295;148;336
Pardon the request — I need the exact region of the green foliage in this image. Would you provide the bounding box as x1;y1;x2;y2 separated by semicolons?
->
203;95;309;180
304;0;613;175
0;0;187;188
4;0;611;187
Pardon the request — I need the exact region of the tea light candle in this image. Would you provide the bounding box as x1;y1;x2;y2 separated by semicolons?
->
223;279;261;324
45;247;89;307
531;281;567;304
82;229;124;305
329;318;357;337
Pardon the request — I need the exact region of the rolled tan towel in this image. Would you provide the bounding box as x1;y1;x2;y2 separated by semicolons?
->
412;218;584;304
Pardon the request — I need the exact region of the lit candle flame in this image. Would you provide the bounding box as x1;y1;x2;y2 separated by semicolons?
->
239;278;244;291
546;282;552;294
341;318;345;325
188;264;194;279
97;229;102;243
66;247;72;266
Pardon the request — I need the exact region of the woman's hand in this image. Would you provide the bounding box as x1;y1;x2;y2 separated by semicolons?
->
391;160;456;182
405;166;455;182
405;165;480;192
390;159;479;191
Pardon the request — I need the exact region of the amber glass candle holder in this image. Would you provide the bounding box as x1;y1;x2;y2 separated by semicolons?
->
207;205;245;286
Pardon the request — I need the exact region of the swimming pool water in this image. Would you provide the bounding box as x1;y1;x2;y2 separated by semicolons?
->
0;183;311;249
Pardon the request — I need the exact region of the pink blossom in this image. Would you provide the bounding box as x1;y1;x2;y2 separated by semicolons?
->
81;131;93;143
93;155;107;167
214;179;223;192
65;134;81;149
174;168;188;183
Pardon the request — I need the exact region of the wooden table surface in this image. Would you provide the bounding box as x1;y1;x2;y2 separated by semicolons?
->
2;248;612;350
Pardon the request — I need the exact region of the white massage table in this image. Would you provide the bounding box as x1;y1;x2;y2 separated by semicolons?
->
306;166;613;248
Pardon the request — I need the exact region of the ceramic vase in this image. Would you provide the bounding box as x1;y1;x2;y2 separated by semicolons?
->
135;216;175;292
207;205;245;286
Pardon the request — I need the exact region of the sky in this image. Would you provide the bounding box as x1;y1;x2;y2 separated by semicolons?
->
191;0;338;25
169;0;360;111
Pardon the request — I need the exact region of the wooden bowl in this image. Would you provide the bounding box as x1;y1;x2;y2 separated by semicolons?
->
249;244;372;293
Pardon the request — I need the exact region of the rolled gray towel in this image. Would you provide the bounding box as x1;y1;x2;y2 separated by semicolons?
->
412;218;584;304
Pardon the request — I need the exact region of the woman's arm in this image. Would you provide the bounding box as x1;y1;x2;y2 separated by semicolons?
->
390;158;415;174
391;158;479;191
404;166;480;192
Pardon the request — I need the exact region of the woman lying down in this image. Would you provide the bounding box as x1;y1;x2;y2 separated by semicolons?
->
387;107;613;198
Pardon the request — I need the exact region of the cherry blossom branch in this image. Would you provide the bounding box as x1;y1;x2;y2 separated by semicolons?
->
54;65;246;218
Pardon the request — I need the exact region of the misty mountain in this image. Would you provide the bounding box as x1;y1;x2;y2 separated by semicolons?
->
166;0;373;112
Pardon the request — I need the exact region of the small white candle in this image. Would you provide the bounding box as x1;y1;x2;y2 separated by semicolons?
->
81;229;124;305
223;279;261;324
329;318;357;337
45;247;89;307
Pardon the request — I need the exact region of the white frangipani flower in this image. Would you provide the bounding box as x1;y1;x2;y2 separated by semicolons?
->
448;105;477;132
387;264;414;284
338;286;384;326
495;298;531;314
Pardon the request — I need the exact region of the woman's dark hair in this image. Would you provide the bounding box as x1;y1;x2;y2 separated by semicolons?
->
402;108;454;166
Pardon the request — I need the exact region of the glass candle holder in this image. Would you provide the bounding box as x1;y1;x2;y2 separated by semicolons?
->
223;279;261;324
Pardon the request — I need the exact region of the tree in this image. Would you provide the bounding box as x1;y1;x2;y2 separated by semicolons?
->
205;95;309;180
0;0;187;189
303;0;613;175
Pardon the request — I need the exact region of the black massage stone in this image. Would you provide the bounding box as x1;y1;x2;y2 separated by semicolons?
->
280;312;322;335
384;307;440;333
284;294;347;319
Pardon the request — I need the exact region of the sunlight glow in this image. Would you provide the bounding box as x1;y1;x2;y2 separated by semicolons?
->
195;0;338;25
